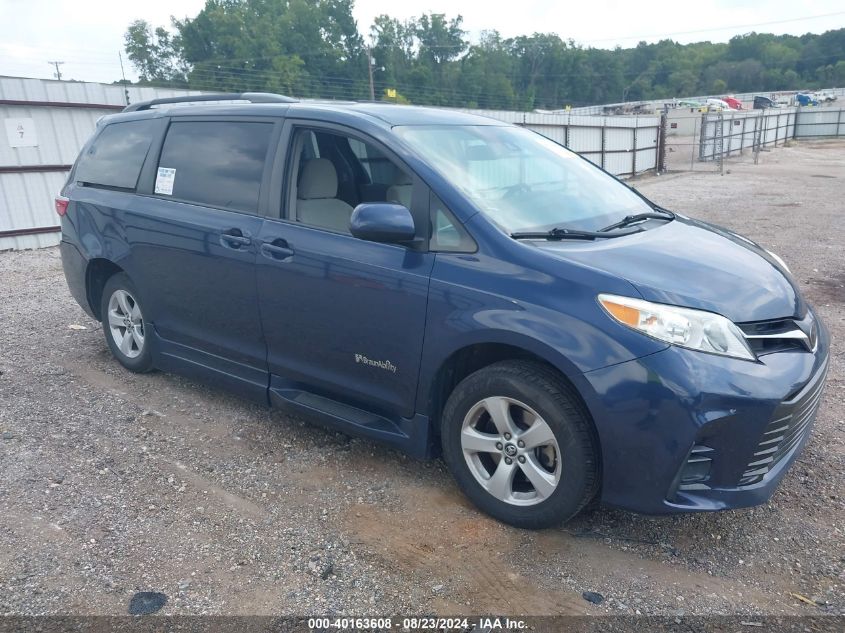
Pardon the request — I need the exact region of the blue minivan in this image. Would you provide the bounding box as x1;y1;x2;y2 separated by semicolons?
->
59;93;829;528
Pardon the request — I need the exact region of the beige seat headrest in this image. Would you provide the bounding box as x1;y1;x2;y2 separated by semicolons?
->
298;158;338;200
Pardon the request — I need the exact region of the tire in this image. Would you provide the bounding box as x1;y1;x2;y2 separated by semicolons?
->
440;360;599;529
100;272;154;373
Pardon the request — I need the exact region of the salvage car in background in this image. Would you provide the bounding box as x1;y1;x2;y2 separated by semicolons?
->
753;95;778;109
796;93;820;107
706;98;731;111
675;99;707;112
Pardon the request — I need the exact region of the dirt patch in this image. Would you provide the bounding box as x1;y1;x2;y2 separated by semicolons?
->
344;486;591;615
804;272;845;305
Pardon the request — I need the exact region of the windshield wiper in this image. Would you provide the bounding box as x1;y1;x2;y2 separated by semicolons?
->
599;209;674;233
511;226;643;241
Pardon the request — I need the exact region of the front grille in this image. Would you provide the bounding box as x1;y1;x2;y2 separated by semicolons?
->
738;359;828;486
738;315;817;356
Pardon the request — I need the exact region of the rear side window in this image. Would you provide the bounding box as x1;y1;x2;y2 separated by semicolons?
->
75;119;156;190
156;121;272;213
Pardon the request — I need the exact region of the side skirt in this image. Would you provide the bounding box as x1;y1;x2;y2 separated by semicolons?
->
149;327;270;405
269;375;433;459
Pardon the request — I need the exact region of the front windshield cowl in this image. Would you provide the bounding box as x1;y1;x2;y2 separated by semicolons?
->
394;124;655;234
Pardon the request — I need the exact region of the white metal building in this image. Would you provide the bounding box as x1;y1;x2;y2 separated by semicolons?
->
0;76;663;251
0;76;204;251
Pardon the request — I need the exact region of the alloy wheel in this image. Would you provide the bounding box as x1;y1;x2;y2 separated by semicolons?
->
460;396;561;506
107;289;145;359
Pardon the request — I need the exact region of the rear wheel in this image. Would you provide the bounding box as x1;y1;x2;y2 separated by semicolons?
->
440;360;599;528
100;273;153;373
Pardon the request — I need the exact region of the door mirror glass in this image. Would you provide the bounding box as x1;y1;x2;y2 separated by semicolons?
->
350;203;416;244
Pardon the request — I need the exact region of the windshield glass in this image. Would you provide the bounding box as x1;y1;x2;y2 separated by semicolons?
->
394;124;654;233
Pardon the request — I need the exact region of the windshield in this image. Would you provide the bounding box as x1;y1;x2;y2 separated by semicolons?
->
394;124;654;233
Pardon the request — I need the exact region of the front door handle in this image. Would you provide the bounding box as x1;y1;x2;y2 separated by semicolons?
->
220;229;252;249
260;239;294;261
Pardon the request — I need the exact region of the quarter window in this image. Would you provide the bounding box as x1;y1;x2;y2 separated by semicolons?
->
430;193;476;252
156;121;272;213
75;119;156;190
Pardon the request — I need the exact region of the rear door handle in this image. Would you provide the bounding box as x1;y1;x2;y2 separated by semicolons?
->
220;229;252;249
260;239;294;261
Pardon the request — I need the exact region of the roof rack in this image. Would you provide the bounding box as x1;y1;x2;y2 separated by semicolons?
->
122;92;297;113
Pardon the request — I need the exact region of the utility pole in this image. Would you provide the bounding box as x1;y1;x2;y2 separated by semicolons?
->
366;46;375;102
118;52;130;106
48;61;65;81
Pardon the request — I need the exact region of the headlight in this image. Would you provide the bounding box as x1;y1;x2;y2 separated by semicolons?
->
598;294;756;361
765;249;791;274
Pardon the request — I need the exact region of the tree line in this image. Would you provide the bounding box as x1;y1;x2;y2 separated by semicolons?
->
124;0;845;110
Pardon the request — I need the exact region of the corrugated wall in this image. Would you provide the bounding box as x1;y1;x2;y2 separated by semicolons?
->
1;76;660;251
694;107;845;161
456;108;661;177
0;104;110;251
794;109;845;137
0;75;204;108
0;76;205;251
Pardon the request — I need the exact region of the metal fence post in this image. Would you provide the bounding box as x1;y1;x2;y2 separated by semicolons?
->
766;112;772;148
691;114;698;171
600;124;606;170
754;112;765;164
657;114;667;174
632;125;638;175
713;112;725;175
739;115;747;155
837;109;842;137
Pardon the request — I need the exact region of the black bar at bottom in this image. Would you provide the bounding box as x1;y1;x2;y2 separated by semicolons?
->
0;615;840;633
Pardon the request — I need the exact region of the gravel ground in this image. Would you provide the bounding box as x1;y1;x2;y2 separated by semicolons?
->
0;138;843;618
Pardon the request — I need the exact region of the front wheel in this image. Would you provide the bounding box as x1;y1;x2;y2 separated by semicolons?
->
100;273;154;373
440;361;599;529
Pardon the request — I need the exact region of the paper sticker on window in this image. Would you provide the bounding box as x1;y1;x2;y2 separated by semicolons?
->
155;167;176;195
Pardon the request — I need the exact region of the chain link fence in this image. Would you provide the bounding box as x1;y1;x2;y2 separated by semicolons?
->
659;106;844;175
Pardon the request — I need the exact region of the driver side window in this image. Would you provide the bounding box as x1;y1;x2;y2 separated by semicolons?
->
289;128;415;234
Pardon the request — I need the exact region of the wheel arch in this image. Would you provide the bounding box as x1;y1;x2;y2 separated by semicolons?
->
424;337;600;453
429;340;605;519
85;258;124;320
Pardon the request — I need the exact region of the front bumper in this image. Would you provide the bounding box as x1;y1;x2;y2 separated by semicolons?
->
576;312;830;515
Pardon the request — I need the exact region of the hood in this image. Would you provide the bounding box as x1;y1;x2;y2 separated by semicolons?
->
533;217;804;323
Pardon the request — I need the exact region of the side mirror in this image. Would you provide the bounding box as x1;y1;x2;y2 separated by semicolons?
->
350;203;416;244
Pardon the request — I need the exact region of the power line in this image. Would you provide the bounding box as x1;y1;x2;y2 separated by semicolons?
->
22;45;842;82
162;49;845;94
11;41;840;107
6;16;841;108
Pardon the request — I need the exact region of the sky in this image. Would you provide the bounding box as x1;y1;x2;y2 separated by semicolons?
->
0;0;843;84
